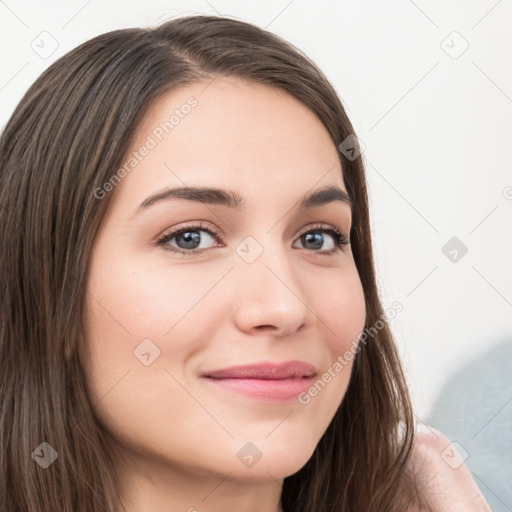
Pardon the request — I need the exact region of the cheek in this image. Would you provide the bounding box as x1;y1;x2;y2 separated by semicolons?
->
83;250;232;402
83;253;216;450
292;266;366;427
314;267;367;356
315;269;365;397
86;246;229;339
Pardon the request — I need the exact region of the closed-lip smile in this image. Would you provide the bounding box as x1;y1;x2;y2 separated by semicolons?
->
202;360;317;402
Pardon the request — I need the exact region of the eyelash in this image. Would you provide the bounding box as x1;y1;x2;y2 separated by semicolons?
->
156;221;350;258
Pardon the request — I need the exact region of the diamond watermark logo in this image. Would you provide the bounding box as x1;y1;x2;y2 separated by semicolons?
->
441;31;469;60
32;442;58;469
134;338;161;366
441;236;468;263
441;441;469;469
237;442;262;468
338;134;366;161
236;236;263;264
31;31;59;59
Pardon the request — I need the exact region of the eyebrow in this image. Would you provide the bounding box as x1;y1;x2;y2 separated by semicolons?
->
131;184;353;218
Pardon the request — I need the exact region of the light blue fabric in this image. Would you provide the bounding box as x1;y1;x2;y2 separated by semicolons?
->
427;338;512;511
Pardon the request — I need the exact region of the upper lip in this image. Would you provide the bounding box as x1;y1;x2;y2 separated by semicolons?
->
202;360;317;380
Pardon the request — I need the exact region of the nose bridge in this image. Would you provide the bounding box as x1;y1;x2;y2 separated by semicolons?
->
233;200;292;268
235;228;295;287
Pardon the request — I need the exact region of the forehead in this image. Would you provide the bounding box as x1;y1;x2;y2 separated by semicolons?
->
111;78;347;210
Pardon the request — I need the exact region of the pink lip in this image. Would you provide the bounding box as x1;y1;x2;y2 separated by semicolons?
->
202;361;316;402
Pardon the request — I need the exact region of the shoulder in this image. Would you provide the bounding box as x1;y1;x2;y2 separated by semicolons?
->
404;424;492;512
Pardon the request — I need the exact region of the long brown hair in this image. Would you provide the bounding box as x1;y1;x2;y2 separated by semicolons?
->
0;14;416;511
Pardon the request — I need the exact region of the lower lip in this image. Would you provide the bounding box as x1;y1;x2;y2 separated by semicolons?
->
203;376;315;402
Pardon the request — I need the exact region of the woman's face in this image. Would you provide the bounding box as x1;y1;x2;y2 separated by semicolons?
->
84;78;366;483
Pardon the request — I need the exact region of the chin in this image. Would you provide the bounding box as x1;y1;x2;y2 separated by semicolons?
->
224;438;317;483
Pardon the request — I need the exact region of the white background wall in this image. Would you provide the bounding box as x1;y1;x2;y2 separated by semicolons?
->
1;1;511;509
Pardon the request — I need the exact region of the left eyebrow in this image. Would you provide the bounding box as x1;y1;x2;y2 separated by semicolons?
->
130;184;353;219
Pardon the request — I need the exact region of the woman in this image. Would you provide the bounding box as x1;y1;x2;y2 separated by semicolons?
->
0;14;490;512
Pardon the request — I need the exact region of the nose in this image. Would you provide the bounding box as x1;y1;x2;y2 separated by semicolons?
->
231;239;312;337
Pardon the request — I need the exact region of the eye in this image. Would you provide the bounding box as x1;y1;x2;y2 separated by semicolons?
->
156;221;350;257
157;221;221;256
293;223;350;255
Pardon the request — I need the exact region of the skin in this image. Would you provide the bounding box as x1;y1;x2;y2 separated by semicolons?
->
83;78;491;512
84;78;366;512
406;426;493;512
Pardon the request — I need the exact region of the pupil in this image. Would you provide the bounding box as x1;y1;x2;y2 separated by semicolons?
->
177;231;200;249
303;232;323;250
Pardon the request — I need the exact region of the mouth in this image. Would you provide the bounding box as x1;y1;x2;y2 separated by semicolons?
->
201;360;317;402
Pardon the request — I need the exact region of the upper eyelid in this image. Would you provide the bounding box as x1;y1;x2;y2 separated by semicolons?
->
159;220;346;236
158;221;218;239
